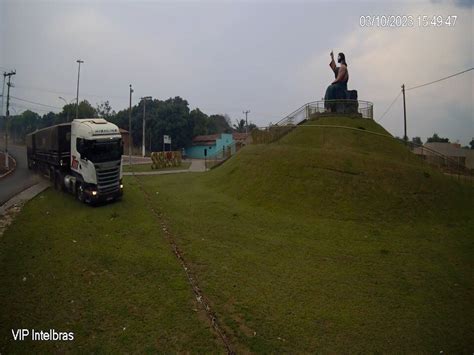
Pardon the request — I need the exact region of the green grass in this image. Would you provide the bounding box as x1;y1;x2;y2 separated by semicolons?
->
0;180;219;353
205;159;224;170
123;161;191;172
1;116;472;352
135;117;473;352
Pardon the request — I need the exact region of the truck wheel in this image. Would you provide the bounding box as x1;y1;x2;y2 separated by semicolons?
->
49;168;55;183
53;172;59;190
54;171;62;191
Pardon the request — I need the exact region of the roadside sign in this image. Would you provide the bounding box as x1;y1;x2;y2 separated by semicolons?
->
163;135;171;144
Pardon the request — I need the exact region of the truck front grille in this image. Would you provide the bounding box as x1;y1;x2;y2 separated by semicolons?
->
96;165;120;193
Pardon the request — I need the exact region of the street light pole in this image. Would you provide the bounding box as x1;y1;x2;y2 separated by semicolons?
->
141;96;152;157
75;59;84;119
129;84;133;166
58;96;71;122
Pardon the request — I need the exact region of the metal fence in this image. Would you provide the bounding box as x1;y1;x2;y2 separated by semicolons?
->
276;100;374;126
248;123;472;183
398;139;473;182
204;142;238;170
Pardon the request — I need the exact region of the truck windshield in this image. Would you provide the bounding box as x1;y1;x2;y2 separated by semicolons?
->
83;139;122;163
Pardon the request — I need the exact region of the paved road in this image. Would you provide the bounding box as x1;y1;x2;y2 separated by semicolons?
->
0;144;41;205
0;149;206;203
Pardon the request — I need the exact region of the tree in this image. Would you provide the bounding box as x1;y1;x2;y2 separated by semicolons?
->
209;114;232;134
224;114;232;128
189;108;209;136
233;119;246;133
9;110;41;142
76;100;96;119
57;100;97;123
248;122;257;131
58;104;74;123
427;133;449;143
411;136;423;145
39;112;57;128
96;101;115;119
470;138;474;149
233;118;256;133
1;95;241;152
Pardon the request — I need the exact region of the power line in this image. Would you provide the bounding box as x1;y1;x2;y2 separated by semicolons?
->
377;90;402;122
406;67;473;91
10;102;58;113
11;96;62;109
14;84;75;96
14;83;129;100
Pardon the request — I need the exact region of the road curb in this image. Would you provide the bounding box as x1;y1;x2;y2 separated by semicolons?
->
0;180;50;215
0;152;17;180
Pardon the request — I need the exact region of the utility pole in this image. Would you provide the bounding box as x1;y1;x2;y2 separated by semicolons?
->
141;96;152;157
149;130;152;152
75;59;84;119
4;70;16;169
243;110;250;134
1;72;6;121
402;84;407;142
129;84;133;166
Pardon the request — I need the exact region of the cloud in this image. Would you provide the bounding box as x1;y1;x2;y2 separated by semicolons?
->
431;0;474;8
2;0;472;144
299;1;473;143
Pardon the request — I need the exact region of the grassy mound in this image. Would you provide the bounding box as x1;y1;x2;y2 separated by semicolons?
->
208;116;472;222
133;116;472;352
2;115;472;352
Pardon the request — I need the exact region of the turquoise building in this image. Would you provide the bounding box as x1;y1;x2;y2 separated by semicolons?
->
185;133;236;159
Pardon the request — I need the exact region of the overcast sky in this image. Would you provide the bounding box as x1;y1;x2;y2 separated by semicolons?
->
1;0;472;144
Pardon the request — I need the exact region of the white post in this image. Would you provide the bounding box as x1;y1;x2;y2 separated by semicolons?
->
142;100;146;157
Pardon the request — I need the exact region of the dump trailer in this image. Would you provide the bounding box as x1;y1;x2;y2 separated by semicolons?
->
26;118;124;204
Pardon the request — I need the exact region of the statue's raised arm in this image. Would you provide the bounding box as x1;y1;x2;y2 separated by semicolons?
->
329;51;337;73
324;51;350;112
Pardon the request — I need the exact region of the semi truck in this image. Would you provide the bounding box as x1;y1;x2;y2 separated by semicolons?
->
26;118;124;204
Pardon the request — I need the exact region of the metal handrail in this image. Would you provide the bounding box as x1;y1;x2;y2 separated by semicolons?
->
276;100;374;126
397;139;473;177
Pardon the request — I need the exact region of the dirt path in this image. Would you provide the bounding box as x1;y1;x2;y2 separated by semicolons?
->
133;175;235;354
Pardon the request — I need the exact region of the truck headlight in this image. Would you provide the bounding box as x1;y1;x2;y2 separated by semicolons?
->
120;184;124;189
91;191;98;196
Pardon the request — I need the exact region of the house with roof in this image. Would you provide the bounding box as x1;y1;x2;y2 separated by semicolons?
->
186;133;234;159
413;142;474;170
233;132;253;149
185;132;251;159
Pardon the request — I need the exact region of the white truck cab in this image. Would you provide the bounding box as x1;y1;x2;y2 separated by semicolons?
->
70;119;123;203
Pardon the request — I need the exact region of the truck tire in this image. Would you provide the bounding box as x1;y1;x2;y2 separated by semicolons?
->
49;167;55;183
54;171;62;191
